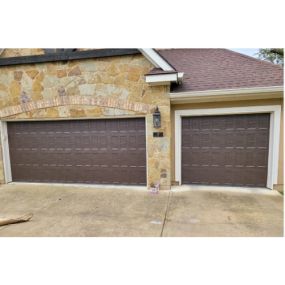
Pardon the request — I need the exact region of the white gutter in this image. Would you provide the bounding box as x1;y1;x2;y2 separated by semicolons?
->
170;86;283;103
145;73;178;85
145;72;184;85
140;49;184;85
177;72;184;82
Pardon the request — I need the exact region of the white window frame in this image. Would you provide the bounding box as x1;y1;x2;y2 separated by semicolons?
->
175;105;281;189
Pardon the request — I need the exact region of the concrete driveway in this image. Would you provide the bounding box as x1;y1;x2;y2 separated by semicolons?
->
0;183;283;237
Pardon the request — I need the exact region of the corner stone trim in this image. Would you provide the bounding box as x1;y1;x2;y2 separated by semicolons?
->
0;96;156;118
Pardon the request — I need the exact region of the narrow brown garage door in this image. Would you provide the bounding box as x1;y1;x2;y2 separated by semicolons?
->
8;118;146;185
182;114;270;187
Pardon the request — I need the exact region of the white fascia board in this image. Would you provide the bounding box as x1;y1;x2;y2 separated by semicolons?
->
145;73;178;85
170;86;284;103
139;48;175;71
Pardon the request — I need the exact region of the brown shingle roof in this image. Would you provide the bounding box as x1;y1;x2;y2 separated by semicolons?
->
156;49;283;93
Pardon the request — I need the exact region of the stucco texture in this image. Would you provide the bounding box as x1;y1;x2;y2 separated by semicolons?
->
0;52;171;189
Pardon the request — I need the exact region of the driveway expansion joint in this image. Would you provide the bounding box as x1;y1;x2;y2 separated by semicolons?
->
160;191;172;237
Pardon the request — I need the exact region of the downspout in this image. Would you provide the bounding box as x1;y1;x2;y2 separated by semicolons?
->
177;72;184;84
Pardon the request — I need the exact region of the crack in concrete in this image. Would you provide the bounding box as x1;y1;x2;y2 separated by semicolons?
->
0;225;9;232
160;191;172;237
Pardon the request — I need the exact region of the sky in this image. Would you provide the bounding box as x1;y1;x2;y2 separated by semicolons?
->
229;48;259;58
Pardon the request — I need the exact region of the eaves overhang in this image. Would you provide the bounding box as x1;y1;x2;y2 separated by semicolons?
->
170;86;284;104
139;48;176;71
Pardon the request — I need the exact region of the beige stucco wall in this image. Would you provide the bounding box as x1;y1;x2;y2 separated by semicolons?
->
0;52;172;189
171;98;284;190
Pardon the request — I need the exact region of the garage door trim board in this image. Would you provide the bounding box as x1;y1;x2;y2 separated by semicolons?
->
1;116;147;186
174;105;281;189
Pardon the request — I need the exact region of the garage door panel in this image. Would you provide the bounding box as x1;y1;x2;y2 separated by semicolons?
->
15;165;44;182
35;150;74;165
183;166;208;184
224;150;235;166
256;130;270;147
234;131;247;147
233;149;247;166
200;118;212;129
11;165;26;181
121;153;142;166
246;115;259;129
128;166;146;184
235;115;247;129
182;149;198;165
110;135;120;147
239;167;265;187
224;131;236;147
10;149;33;165
211;131;224;147
53;134;73;148
108;166;123;184
182;133;195;146
206;167;225;184
8;118;146;185
245;132;257;147
182;114;270;187
200;133;211;147
10;134;34;148
47;166;60;182
137;134;147;147
73;152;98;165
255;149;268;166
223;167;235;185
213;150;224;166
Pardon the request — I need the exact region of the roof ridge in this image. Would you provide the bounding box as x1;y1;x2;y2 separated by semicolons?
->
223;48;283;69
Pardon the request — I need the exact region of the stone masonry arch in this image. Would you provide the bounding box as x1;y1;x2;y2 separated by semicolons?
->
0;95;156;118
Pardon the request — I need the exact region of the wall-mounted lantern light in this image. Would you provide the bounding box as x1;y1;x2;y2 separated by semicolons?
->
153;106;161;128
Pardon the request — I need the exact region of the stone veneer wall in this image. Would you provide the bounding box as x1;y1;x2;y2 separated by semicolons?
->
0;49;44;57
0;53;171;189
0;48;90;58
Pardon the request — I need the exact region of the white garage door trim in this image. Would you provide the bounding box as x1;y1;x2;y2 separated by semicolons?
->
0;121;12;183
175;105;281;189
0;115;148;186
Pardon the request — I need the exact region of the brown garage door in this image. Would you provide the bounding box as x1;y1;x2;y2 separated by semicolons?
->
182;114;270;187
8;118;146;185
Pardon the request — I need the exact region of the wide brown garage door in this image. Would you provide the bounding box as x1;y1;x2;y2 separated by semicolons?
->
8;118;146;185
182;114;270;187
